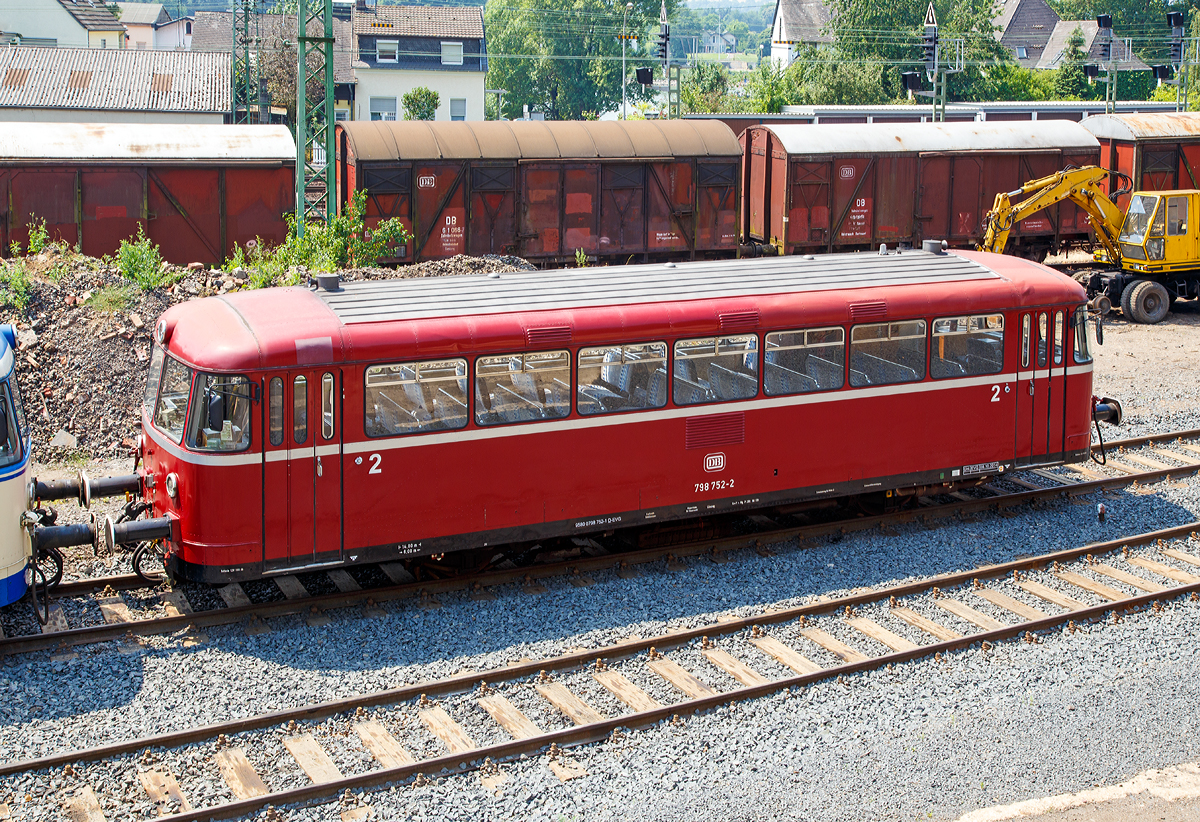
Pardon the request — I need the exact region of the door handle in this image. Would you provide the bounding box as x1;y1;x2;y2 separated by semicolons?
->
1028;380;1034;396
317;455;323;477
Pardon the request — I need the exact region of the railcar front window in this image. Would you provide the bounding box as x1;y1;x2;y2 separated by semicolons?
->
1073;306;1093;364
143;345;165;415
475;351;570;426
673;335;759;405
0;382;23;468
577;342;668;415
269;377;283;446
849;321;926;387
1120;195;1159;243
930;315;1004;378
365;359;469;436
153;357;193;443
763;327;844;395
185;373;252;452
9;377;26;442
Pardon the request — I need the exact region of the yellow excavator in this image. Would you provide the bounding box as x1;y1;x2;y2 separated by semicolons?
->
978;165;1199;323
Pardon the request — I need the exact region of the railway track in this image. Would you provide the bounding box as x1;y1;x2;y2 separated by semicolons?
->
9;520;1200;822
5;427;1200;659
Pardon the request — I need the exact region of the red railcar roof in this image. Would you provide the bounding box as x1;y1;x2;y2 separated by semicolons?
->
159;250;1083;372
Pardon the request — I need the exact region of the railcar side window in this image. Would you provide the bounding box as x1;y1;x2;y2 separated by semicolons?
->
1037;313;1048;368
673;335;759;405
475;351;571;425
1053;311;1064;365
365;359;469;436
293;376;308;444
269;377;283;446
0;381;22;468
849;321;926;387
8;377;26;442
153;357;193;443
143;344;165;415
577;342;668;415
186;374;252;452
1073;306;1093;364
321;373;335;440
763;328;844;395
1021;315;1031;368
930;315;1004;379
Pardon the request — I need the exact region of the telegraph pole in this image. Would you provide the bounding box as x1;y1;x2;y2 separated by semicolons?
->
295;0;336;234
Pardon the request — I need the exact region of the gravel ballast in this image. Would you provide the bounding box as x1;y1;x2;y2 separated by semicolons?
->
1;287;1198;822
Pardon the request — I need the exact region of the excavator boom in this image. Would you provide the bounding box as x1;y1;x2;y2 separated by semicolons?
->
978;166;1125;262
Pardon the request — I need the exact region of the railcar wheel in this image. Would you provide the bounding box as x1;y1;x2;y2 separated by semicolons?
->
1128;280;1170;324
132;542;167;584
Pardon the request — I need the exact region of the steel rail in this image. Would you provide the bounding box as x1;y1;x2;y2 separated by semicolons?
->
4;456;1197;659
144;529;1200;821
5;519;1197;782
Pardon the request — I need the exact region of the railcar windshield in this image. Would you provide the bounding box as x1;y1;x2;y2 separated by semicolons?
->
143;344;165;416
0;380;24;468
186;373;252;452
1119;195;1160;243
152;357;193;444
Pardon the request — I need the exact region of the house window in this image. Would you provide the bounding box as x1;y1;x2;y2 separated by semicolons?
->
450;98;466;121
377;40;398;62
136;41;147;50
335;109;349;121
185;21;192;35
100;38;107;48
370;97;397;121
1016;46;1028;59
441;41;463;65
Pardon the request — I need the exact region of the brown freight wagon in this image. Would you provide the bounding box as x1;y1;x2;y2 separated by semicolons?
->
335;120;742;265
0;123;295;266
1080;112;1200;210
741;121;1101;259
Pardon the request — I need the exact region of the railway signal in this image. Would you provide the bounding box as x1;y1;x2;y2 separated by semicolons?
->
917;3;961;123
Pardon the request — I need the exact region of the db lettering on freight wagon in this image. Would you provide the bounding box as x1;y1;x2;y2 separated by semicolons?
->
839;197;872;240
439;209;466;254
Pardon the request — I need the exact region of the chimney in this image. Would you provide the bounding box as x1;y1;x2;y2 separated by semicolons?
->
356;0;367;9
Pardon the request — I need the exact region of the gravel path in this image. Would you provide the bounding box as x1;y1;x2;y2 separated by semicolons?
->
2;291;1199;822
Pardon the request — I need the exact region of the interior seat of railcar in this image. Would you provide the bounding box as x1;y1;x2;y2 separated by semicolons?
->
851;351;919;385
709;363;758;399
806;355;844;388
765;360;819;394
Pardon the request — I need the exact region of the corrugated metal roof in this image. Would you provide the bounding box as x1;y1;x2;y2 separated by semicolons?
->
775;0;833;44
191;12;355;85
761;120;1099;155
340;120;742;162
1080;112;1200;141
318;251;998;324
116;2;168;26
57;0;125;31
0;46;229;112
352;5;485;38
0;123;295;164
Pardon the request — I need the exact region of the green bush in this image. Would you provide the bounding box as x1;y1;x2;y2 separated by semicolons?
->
117;224;172;289
0;261;31;310
26;217;48;255
224;190;410;287
402;86;440;121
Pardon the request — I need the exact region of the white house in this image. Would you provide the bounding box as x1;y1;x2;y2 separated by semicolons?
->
769;0;832;67
115;3;192;50
0;0;126;49
352;2;486;122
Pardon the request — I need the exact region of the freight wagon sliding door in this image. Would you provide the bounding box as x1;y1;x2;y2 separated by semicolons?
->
146;168;223;266
786;161;831;251
600;164;646;254
359;165;413;261
647;162;693;256
917;155;984;245
8;169;78;253
264;370;343;571
224;168;292;254
520;165;561;258
696;162;738;252
469;165;517;256
563;165;601;255
81;169;144;259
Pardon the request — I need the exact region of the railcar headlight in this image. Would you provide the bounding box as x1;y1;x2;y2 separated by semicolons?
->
155;319;169;344
165;472;179;500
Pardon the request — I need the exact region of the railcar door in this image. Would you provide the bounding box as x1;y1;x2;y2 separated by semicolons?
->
1026;311;1052;462
1046;309;1068;459
313;371;343;561
263;373;318;569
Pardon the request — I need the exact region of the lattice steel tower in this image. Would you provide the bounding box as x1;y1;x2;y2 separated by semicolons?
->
295;0;336;232
231;0;260;124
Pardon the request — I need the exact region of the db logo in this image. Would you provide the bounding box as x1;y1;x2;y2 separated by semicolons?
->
417;175;436;189
704;453;725;473
839;165;855;179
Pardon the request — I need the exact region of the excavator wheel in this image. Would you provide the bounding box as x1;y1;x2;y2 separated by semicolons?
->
1127;280;1170;324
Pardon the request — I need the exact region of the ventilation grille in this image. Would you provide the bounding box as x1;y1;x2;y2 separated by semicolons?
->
685;413;745;450
718;310;759;332
526;326;572;346
849;300;887;321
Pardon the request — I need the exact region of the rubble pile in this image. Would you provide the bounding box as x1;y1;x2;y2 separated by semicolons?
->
1;248;536;460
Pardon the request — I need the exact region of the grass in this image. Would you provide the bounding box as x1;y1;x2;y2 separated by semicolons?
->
0;261;31;310
86;284;137;313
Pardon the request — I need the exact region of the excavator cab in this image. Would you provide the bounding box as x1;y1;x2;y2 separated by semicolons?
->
1118;192;1196;275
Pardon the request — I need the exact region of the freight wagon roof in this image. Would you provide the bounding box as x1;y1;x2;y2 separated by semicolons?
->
1080;112;1200;141
338;120;742;162
759;120;1098;155
0;123;296;164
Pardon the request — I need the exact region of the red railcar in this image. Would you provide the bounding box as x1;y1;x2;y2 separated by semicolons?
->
1081;112;1200;210
132;249;1104;583
0;123;295;266
334;120;742;266
741;121;1101;259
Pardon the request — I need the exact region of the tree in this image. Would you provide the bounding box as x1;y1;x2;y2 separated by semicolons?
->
259;18;327;137
1053;26;1093;100
785;50;890;105
727;19;749;50
484;0;673;120
745;60;797;112
403;87;440;121
680;61;731;112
